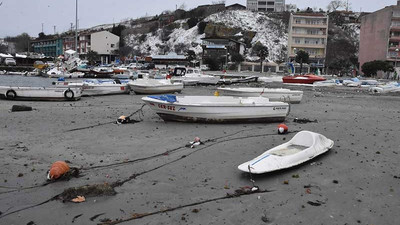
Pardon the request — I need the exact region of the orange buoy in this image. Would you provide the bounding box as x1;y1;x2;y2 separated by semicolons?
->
278;124;288;134
48;161;70;180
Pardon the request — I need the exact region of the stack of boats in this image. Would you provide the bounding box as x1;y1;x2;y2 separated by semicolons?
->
53;79;130;96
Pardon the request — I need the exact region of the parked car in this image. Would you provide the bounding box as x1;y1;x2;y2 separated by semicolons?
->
200;64;209;71
4;58;16;66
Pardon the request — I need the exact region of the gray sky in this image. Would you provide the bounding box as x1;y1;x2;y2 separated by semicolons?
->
0;0;397;38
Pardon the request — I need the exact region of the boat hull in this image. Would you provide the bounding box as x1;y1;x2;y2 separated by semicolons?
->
0;86;82;101
218;87;303;104
238;131;334;174
142;96;289;123
129;80;184;94
283;75;326;84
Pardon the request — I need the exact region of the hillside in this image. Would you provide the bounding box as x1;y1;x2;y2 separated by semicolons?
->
124;10;289;62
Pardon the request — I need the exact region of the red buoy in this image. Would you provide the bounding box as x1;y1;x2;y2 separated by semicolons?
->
278;124;288;134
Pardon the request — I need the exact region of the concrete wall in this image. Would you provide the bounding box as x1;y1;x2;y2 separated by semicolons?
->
91;31;119;55
359;7;393;71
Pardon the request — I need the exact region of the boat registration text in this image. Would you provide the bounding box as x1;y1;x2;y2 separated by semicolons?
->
158;104;175;111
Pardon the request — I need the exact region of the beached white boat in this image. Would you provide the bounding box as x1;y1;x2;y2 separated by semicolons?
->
0;86;82;101
369;82;400;94
238;131;334;174
129;79;183;94
217;87;303;103
171;67;219;85
54;79;130;96
47;67;85;78
313;79;340;87
142;95;290;123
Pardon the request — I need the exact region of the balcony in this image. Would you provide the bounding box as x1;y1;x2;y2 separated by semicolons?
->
292;23;328;29
291;43;326;49
389;36;400;41
291;33;327;38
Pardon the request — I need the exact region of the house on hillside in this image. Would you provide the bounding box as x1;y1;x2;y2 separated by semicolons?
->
226;4;246;11
247;0;286;12
201;37;246;69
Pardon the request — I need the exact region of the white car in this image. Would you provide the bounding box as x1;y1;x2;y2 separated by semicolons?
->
4;58;16;66
200;65;209;71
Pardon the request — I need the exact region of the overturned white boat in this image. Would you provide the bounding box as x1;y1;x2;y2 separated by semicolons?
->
129;79;183;94
217;87;303;103
142;95;290;123
238;131;334;174
54;79;130;96
0;86;82;101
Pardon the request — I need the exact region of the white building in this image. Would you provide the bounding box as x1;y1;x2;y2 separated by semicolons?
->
91;31;120;64
247;0;285;12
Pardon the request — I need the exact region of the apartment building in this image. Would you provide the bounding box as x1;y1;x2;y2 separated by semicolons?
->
247;0;285;12
31;37;63;57
287;13;329;70
359;0;400;75
63;30;119;64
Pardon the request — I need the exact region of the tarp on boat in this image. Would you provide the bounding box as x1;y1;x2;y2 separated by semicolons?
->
148;95;177;103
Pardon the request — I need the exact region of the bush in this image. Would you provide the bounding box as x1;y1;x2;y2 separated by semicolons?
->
187;18;199;29
362;60;394;77
204;57;220;71
198;21;207;34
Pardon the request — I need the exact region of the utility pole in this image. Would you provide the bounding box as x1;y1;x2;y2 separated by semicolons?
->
75;0;78;52
54;26;56;34
42;23;44;33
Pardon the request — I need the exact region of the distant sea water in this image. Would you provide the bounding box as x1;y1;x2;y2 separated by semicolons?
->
0;74;58;87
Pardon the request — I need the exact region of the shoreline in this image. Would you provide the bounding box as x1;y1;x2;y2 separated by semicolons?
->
0;84;399;224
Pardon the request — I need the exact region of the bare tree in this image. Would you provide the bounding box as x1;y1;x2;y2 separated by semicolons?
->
327;0;346;12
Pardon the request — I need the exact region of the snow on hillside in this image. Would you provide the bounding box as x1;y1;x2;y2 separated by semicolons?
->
125;20;204;56
206;10;288;61
125;10;287;61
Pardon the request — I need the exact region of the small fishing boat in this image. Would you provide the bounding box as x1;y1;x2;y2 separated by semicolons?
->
171;67;219;85
0;86;82;101
369;82;400;94
91;67;114;75
238;131;334;174
219;76;259;85
282;74;326;84
129;79;183;94
142;95;290;123
54;79;130;96
217;87;303;103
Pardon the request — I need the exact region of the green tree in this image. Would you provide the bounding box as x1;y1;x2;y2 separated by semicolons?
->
361;60;394;77
198;21;207;34
252;42;269;73
186;50;196;61
295;50;309;74
5;33;31;52
231;52;244;65
86;50;100;65
187;17;199;29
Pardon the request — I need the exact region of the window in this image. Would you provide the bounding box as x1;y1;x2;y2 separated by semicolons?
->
267;1;274;5
111;44;115;48
258;1;266;5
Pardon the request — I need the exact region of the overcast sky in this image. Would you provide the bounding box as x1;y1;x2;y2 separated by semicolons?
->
0;0;397;38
